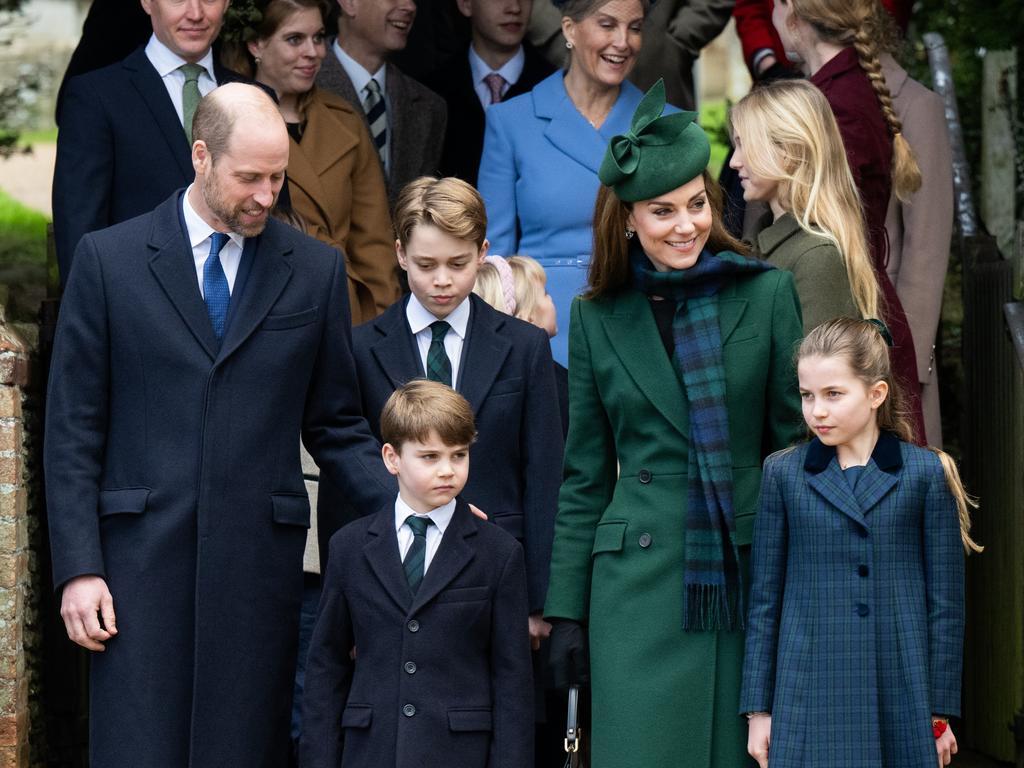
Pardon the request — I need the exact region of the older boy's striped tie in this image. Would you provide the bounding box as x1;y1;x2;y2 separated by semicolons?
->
426;321;452;386
403;515;434;594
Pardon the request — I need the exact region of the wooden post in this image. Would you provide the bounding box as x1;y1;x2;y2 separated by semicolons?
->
980;49;1018;258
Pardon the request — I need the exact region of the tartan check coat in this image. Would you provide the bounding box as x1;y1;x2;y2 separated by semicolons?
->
740;432;965;768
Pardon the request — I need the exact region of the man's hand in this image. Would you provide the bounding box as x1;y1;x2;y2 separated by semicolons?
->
936;722;957;767
528;613;552;651
60;575;117;651
747;713;771;768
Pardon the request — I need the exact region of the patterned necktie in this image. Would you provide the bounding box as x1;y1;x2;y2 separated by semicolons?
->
363;78;388;170
426;321;452;386
403;515;434;594
180;63;205;143
483;72;507;105
203;232;230;340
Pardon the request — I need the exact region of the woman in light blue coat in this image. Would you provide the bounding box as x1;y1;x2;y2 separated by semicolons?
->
478;0;670;365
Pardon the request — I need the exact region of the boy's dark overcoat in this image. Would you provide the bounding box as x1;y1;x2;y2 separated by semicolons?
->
44;193;393;767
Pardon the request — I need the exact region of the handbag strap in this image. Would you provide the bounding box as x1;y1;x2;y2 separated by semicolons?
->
565;685;580;753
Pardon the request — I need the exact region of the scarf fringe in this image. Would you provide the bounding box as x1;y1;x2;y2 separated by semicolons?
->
682;583;746;632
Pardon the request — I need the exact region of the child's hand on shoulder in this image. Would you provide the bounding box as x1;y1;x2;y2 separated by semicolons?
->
746;713;771;768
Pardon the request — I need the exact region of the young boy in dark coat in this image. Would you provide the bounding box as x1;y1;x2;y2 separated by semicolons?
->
301;380;533;768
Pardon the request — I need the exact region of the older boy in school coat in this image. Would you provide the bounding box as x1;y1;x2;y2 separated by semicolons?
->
315;177;563;638
300;381;533;768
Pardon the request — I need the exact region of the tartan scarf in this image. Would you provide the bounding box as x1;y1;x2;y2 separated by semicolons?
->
630;242;774;630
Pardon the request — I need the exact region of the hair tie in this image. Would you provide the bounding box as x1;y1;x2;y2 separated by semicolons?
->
866;318;894;347
485;255;517;315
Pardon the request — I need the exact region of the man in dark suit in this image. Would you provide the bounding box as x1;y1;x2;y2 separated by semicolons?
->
317;0;447;205
53;0;244;285
428;0;554;187
46;84;393;768
301;380;533;768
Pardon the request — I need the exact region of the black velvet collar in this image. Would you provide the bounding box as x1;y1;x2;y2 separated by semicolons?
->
804;429;903;474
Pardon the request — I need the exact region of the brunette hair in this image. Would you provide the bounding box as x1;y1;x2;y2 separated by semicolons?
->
798;318;982;553
586;170;749;299
780;0;921;201
393;177;488;249
731;80;880;319
559;0;650;22
380;380;477;451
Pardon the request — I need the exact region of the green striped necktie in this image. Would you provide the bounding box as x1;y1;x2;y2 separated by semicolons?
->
426;320;452;386
403;515;434;594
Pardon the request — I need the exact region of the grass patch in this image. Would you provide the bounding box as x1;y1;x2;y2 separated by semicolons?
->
700;100;731;177
17;127;58;147
0;190;49;319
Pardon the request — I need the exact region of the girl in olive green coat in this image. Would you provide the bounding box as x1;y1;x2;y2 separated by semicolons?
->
544;81;804;768
729;79;881;333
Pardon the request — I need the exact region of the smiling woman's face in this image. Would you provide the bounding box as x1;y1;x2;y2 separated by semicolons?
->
563;0;644;89
627;174;713;272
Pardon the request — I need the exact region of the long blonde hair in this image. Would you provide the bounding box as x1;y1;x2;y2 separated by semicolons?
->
731;80;880;319
782;0;921;201
798;318;982;553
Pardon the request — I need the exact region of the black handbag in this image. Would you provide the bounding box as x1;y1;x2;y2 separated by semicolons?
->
562;685;584;768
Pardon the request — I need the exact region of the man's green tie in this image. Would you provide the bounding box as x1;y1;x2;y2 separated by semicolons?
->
181;63;205;143
403;515;434;594
426;320;452;386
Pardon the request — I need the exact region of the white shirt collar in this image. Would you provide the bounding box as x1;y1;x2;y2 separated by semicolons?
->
468;44;525;90
181;185;245;251
394;494;457;536
145;33;216;80
405;293;471;339
333;39;387;96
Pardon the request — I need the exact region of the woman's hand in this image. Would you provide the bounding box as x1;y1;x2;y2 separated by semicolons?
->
747;713;771;768
547;619;590;689
935;721;957;767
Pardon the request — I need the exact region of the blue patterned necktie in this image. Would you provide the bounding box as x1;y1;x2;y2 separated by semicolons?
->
203;232;230;339
426;320;452;386
403;515;434;594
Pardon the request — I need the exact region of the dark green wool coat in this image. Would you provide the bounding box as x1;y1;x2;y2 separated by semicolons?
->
545;269;805;767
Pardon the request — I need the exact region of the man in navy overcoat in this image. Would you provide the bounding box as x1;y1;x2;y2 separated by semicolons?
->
45;84;393;768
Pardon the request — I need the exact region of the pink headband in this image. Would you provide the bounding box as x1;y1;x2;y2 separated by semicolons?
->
485;255;517;315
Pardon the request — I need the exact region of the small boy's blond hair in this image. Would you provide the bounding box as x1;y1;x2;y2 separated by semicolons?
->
380;380;477;451
508;255;547;324
393;176;488;248
473;261;506;311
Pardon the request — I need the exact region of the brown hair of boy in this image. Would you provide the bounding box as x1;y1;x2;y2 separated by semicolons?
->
393;176;488;249
380;379;478;451
798;317;982;554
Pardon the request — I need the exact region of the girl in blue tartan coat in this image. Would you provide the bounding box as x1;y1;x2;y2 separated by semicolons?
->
740;317;982;768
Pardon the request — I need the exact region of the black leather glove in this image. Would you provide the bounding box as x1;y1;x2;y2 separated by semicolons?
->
547;618;590;689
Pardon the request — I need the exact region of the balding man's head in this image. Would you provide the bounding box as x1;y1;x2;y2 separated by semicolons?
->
192;83;287;164
188;84;290;237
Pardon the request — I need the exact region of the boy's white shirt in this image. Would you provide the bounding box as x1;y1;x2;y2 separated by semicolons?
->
394;495;456;573
405;294;471;388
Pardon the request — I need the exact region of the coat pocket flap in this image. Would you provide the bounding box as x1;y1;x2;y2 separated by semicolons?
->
492;512;524;540
261;306;319;331
341;704;372;729
271;493;311;528
447;708;492;732
591;520;627;554
488;377;522;397
435;585;491;604
98;488;150;517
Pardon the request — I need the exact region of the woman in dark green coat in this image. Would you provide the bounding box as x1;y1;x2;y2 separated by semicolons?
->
544;81;805;767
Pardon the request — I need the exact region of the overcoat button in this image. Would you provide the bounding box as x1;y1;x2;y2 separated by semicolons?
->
404;661;417;674
857;603;870;617
638;469;652;484
403;704;416;717
638;533;652;548
407;619;420;633
858;564;869;577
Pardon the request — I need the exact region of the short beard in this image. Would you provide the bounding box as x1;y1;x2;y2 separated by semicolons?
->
202;165;272;238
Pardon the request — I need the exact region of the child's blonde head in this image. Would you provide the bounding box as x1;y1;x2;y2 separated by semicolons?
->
507;256;547;324
731;80;879;319
393;176;488;249
380;380;477;451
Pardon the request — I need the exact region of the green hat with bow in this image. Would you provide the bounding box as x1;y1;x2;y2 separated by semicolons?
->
598;79;710;203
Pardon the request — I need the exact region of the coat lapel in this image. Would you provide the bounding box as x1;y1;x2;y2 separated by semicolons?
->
601;291;688;438
804;433;904;526
535;74;607;175
123;48;193;180
147;194;219;360
807;459;868;527
370;298;425;387
409;502;477;615
363;508;412;613
457;297;512;412
215;222;294;363
852;431;903;513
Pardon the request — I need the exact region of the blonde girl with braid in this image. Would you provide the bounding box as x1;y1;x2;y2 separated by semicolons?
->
771;0;926;443
729;79;880;332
